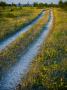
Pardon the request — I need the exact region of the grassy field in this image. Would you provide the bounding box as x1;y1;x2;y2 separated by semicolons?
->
0;6;67;90
0;6;42;41
17;8;67;90
0;10;50;77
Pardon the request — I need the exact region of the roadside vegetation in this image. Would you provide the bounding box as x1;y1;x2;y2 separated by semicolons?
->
16;8;67;90
0;6;42;41
0;0;67;89
0;10;50;77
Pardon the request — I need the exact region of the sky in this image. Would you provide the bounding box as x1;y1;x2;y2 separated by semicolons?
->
0;0;67;4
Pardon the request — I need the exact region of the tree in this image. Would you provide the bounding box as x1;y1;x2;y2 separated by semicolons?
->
0;1;7;6
33;2;39;7
12;2;16;6
63;1;67;7
59;0;63;7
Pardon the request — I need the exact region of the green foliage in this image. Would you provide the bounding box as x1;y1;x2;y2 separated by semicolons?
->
59;0;67;10
0;1;7;6
59;0;63;6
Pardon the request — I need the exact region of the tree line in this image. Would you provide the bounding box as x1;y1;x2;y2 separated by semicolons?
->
0;0;67;8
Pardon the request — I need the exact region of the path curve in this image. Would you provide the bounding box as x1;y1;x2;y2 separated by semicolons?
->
0;10;45;51
0;11;53;90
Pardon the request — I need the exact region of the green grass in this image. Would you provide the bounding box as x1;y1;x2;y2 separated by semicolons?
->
0;10;50;77
17;8;67;90
0;6;42;41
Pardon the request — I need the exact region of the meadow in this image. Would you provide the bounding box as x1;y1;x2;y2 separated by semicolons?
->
0;10;49;77
0;6;42;41
0;5;67;90
17;8;67;90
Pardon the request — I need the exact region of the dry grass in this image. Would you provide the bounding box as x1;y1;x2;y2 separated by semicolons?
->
0;10;50;77
0;6;42;41
18;8;67;90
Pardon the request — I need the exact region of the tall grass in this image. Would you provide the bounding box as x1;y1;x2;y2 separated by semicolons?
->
0;10;50;77
0;6;42;41
17;8;67;90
